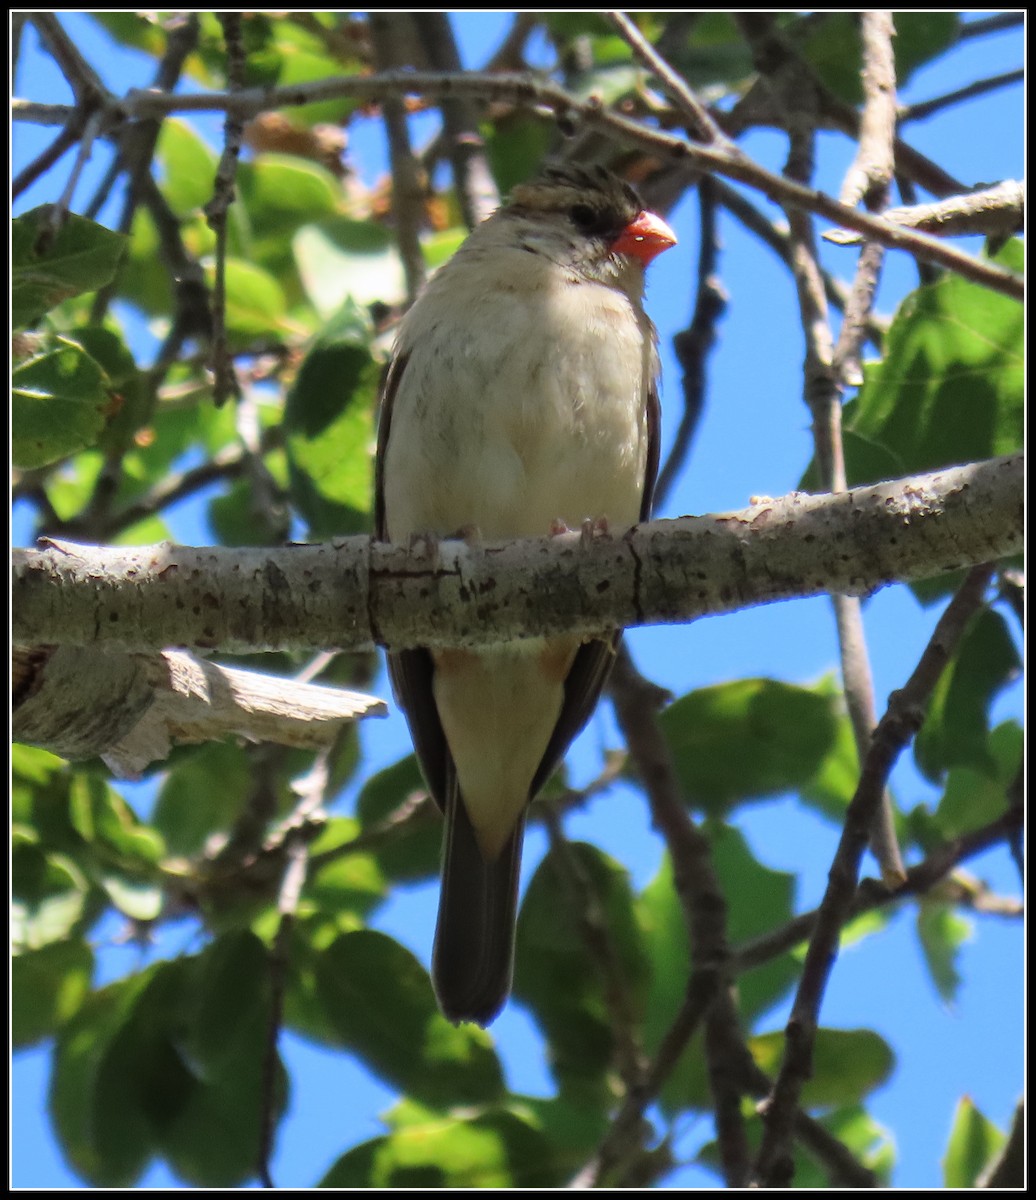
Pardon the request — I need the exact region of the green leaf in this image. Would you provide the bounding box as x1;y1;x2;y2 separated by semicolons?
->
219;257;288;337
485;116;554;195
304;819;386;917
284;300;378;535
187;932;271;1079
50;969;161;1186
269;18;361;126
514;842;647;1092
65;324;150;457
916;900;972;1005
52;951;284;1187
798;12;960;105
294;217;406;315
12;939;94;1048
750;1027;895;1109
315;930;504;1106
639;830;798;1114
708;824;798;1022
658;679;839;815
943;1096;1006;1188
89;12;168;57
932;721;1022;840
799;705;861;819
12;844;90;951
239;154;340;227
156;118;218;217
152;741;251;856
354;754;441;881
321;1104;565;1188
12;335;113;468
69;773;165;866
914;610;1021;782
118;207;173;316
12;207;127;329
847;241;1023;481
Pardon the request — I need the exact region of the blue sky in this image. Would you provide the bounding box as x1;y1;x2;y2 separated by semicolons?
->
12;13;1023;1188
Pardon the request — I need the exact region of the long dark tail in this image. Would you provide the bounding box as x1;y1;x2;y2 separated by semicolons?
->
432;787;525;1027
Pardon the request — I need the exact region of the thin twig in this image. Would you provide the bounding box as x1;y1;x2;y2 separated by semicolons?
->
900;67;1023;124
204;14;246;407
30;13;107;103
38;109;104;247
958;12;1024;40
482;12;538;71
257;833;310;1188
828;15;907;886
712;180;888;348
753;564;997;1186
840;12;897;210
413;12;499;228
22;69;1017;297
12;115;88;199
368;14;428;301
542;807;648;1092
605;11;733;148
655;178;726;509
732;801;1024;976
826;180;1025;246
586;648;748;1187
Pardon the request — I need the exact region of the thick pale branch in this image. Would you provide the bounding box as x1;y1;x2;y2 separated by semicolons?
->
11;456;1021;655
12;645;387;772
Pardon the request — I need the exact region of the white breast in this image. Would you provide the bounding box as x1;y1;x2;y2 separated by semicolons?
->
382;244;655;541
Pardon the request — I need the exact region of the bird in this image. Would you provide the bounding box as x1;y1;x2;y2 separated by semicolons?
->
374;162;676;1025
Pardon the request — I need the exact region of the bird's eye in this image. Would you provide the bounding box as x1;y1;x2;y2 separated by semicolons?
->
568;203;598;231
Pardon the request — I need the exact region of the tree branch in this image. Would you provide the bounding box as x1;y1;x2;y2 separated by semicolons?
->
15;69;1022;297
12;456;1023;655
12;644;387;773
753;563;997;1185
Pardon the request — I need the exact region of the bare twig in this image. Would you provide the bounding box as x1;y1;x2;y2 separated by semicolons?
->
587;648;747;1187
368;14;428;301
204;13;246;407
712;180;888;348
482;12;538;71
12;115;89;199
958;13;1024;40
605;11;733;149
30;13;107;104
732;804;1024;976
753;564;997;1186
826;180;1025;246
901;67;1023;124
542;808;648;1092
258;832;310;1188
824;15;906;882
729;13;967;200
840;12;897;209
655;178;727;509
413;13;499;228
17;70;1017;296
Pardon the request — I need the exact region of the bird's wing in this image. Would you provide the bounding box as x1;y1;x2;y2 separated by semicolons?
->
531;375;661;796
375;350;451;811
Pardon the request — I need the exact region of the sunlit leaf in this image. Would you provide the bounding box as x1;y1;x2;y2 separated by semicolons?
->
12;208;127;329
943;1096;1006;1187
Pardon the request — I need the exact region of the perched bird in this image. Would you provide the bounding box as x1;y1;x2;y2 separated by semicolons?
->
375;162;676;1025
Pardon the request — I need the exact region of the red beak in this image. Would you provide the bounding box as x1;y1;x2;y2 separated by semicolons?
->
611;210;678;265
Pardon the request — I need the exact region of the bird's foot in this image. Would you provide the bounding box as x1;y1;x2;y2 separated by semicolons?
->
580;515;611;548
